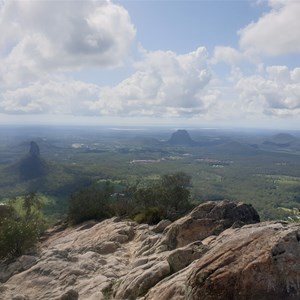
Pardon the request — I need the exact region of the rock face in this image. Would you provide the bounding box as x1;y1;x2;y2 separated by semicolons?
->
168;129;197;146
143;222;300;300
160;200;260;250
1;201;300;300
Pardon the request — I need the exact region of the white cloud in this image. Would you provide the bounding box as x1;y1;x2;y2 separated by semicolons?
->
0;0;136;86
89;47;214;117
1;0;298;128
211;46;243;65
0;48;214;118
239;1;300;56
0;80;100;115
236;66;300;117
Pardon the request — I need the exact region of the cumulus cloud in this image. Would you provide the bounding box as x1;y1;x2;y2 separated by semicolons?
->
211;46;243;65
239;1;300;56
0;80;100;115
236;66;300;117
88;47;214;117
1;0;298;126
0;48;214;118
0;0;136;86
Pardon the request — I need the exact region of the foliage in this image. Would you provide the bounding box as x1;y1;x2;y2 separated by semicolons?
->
160;172;192;212
67;173;192;225
0;193;47;259
133;207;163;224
2;127;300;222
130;172;193;223
68;181;114;224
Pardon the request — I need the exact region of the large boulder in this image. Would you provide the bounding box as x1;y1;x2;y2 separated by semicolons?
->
142;222;300;300
186;222;300;300
161;200;260;249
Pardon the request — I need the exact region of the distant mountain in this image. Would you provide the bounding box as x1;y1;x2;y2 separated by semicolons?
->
168;130;197;146
19;141;47;180
29;141;40;157
263;133;299;148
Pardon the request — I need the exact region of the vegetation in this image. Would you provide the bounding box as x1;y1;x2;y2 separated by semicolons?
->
130;172;193;223
68;172;193;225
68;182;114;224
1;126;300;222
0;193;47;259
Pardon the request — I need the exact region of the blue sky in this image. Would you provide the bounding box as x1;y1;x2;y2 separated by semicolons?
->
0;0;300;129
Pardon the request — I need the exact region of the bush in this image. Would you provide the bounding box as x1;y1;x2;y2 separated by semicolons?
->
0;218;42;259
133;207;163;224
129;172;193;223
0;193;46;259
68;182;113;224
160;172;192;212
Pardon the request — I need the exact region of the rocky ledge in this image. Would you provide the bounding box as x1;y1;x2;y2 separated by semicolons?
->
1;200;300;300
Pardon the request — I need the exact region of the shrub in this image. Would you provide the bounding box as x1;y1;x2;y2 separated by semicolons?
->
68;182;113;224
129;172;193;222
0;218;42;259
0;193;46;259
133;207;163;225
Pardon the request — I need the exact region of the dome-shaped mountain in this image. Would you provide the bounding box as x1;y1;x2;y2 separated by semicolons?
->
263;133;298;147
168;129;197;146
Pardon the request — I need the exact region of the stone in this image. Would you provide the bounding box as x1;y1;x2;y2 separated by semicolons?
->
96;241;120;254
2;201;300;300
60;289;78;300
186;222;300;300
12;295;29;300
151;219;172;233
143;222;300;300
161;200;260;249
167;241;208;273
0;255;37;283
115;260;171;299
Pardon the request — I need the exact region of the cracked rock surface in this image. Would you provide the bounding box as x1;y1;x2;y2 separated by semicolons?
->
1;201;299;300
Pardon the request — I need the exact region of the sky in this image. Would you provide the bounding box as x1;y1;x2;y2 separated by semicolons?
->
0;0;300;129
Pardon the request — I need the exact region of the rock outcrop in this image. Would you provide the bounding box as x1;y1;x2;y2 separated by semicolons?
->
1;201;300;300
160;200;260;250
142;222;300;300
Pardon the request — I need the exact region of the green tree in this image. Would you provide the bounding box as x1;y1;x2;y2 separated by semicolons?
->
68;182;114;224
130;172;193;223
160;172;192;212
0;193;46;259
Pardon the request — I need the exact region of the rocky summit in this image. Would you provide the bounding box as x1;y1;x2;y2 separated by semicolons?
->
1;200;300;300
